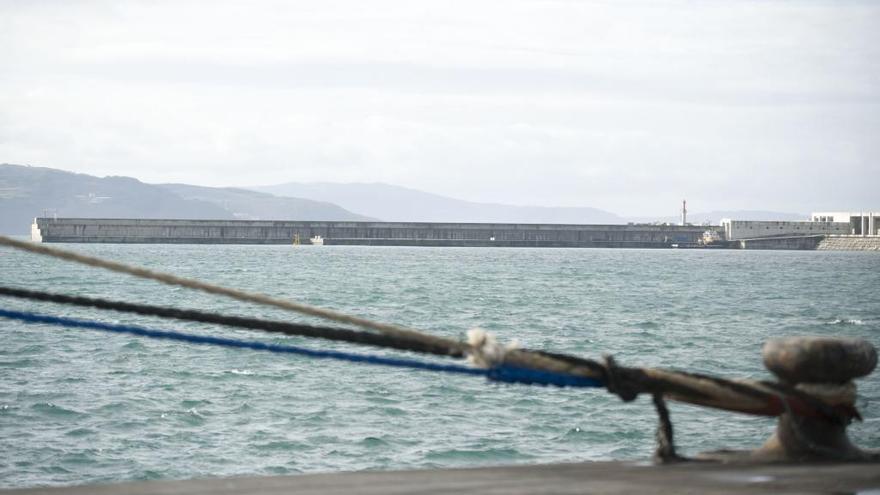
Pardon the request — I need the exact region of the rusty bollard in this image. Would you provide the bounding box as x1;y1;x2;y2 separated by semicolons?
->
754;336;877;461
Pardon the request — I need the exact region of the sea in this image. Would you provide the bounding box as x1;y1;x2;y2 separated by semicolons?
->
1;242;878;488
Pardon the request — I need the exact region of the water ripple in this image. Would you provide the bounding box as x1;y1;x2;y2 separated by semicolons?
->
1;245;879;488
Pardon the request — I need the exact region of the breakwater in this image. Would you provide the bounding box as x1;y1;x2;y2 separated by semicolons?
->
735;235;826;250
733;235;880;251
31;218;710;247
818;235;880;251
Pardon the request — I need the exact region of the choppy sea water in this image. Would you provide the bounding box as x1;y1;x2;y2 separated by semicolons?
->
1;243;878;488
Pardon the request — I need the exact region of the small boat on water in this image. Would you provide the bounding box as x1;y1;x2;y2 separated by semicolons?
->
310;235;324;246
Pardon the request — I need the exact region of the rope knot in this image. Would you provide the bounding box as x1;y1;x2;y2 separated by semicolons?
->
795;381;857;408
795;381;861;422
466;328;519;368
603;354;639;402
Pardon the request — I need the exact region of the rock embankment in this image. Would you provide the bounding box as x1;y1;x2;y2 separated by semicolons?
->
817;236;880;251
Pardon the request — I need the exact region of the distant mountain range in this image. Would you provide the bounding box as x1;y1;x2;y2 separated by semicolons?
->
250;182;808;225
158;183;375;223
0;164;370;234
0;163;809;235
250;182;625;224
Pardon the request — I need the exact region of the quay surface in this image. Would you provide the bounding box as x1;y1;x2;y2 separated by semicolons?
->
6;461;880;495
31;218;709;247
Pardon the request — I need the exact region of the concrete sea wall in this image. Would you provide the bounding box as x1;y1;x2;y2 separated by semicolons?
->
722;220;849;240
737;235;880;251
31;218;710;248
737;235;825;250
817;236;880;251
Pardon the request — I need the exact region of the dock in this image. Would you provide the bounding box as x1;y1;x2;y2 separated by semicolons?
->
6;460;880;495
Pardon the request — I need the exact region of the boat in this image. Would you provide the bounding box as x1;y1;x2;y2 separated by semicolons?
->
702;229;722;245
310;235;324;246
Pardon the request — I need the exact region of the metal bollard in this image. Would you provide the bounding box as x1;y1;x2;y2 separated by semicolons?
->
754;337;877;461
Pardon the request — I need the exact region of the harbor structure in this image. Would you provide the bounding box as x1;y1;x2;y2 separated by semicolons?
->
720;219;850;241
719;212;880;250
30;218;709;247
28;216;880;250
811;211;879;236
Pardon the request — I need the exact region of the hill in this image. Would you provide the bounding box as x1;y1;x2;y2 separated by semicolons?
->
250;182;624;224
0;164;231;234
158;183;374;222
0;164;371;234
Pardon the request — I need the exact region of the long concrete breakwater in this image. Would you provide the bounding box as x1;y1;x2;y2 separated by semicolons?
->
29;218;880;250
31;218;710;248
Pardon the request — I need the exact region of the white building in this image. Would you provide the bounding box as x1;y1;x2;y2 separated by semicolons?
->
721;219;849;241
811;211;879;236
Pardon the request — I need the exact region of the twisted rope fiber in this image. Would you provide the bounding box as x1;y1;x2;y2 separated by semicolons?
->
0;235;463;353
0;308;602;389
0;286;604;390
0;286;462;358
0;237;857;422
522;350;851;421
0;235;608;381
0;288;854;422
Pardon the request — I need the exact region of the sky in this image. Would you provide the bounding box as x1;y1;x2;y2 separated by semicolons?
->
1;0;878;216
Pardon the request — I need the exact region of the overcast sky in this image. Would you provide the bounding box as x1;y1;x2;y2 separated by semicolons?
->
1;1;877;216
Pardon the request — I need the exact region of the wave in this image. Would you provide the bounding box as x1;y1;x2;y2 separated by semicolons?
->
30;403;85;417
827;318;866;326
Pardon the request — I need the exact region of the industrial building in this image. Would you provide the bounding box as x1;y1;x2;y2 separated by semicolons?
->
719;219;849;241
811;211;879;236
720;211;879;241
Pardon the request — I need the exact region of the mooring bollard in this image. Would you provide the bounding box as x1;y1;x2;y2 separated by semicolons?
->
755;336;877;461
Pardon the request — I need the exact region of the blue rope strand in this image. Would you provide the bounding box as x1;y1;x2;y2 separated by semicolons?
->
0;308;603;389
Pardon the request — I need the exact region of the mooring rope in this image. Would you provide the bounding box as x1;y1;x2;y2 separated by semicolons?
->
0;235;607;382
0;235;465;354
0;308;603;389
0;286;856;423
0;286;463;358
0;237;860;423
